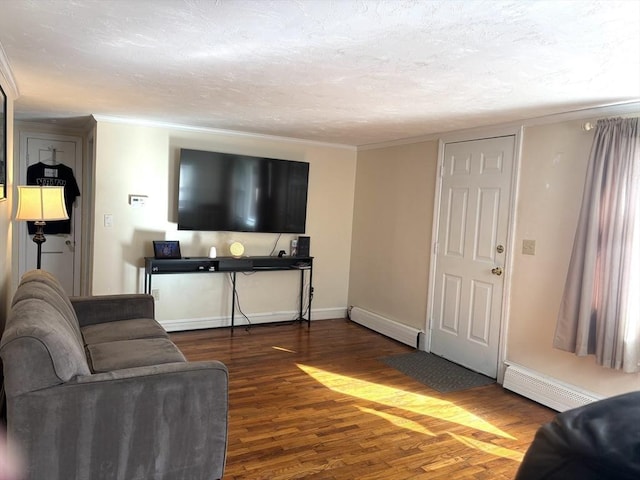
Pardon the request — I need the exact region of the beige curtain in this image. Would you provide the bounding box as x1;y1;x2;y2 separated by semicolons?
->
555;117;640;372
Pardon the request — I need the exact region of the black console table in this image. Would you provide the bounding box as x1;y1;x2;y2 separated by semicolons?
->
144;256;313;328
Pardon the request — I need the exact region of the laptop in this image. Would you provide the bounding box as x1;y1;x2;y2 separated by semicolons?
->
153;240;182;259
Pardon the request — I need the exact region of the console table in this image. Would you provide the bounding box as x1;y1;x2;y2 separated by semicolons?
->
144;256;313;328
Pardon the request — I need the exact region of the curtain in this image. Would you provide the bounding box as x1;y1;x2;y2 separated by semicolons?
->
555;117;640;373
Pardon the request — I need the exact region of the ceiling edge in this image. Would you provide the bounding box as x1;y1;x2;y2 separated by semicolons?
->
92;115;357;151
357;101;640;151
0;41;19;98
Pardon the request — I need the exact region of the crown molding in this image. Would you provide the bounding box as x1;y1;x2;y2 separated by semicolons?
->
0;41;19;98
91;114;357;151
357;100;640;151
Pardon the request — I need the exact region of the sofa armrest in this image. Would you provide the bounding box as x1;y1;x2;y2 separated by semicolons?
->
7;360;228;480
70;294;155;327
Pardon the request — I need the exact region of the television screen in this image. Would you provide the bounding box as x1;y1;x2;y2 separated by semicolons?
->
177;148;309;233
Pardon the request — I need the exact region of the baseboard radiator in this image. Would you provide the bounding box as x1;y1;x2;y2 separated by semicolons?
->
503;363;602;412
350;307;421;348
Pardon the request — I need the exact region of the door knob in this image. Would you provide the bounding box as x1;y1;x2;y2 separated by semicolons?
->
491;267;503;276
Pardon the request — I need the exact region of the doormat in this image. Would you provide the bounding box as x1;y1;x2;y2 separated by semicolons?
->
379;351;495;393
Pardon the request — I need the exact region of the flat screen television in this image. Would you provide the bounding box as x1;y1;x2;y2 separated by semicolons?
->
177;148;309;233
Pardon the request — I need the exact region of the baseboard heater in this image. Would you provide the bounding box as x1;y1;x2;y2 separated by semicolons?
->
350;307;421;348
502;363;602;412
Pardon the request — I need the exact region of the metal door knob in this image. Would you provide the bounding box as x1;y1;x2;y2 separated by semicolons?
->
491;267;503;276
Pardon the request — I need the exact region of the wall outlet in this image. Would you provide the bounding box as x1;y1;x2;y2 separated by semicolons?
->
522;239;536;255
151;289;160;301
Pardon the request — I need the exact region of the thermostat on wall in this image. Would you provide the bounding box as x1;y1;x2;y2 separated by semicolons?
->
129;194;148;207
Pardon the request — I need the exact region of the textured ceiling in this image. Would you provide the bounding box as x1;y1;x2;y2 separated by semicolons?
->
0;0;639;146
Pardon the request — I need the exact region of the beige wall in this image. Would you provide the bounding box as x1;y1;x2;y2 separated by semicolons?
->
92;120;356;325
350;115;640;397
0;76;14;327
349;141;438;330
508;118;640;396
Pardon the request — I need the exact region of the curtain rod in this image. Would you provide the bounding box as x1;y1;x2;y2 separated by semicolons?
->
582;116;639;131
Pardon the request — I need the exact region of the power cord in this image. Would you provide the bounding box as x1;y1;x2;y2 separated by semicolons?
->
297;281;314;321
227;273;252;329
268;233;283;256
229;263;313;328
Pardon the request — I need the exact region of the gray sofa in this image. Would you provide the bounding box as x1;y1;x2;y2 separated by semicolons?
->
0;269;228;480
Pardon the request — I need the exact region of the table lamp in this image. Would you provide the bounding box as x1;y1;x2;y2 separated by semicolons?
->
15;185;69;269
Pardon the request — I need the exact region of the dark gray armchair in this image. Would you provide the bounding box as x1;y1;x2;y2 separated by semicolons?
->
515;391;640;480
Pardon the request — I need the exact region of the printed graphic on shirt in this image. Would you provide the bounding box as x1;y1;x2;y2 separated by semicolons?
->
27;162;81;235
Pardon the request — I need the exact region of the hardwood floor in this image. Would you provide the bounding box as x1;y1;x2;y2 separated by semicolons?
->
171;319;554;480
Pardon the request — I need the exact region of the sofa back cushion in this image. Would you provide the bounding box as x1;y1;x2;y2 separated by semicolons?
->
16;270;79;317
1;272;91;396
11;278;84;347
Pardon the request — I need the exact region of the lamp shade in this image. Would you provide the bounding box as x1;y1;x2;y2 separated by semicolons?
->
15;186;69;221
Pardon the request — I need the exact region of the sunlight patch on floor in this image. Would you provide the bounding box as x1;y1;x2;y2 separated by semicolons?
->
448;433;524;462
360;404;525;463
272;346;297;353
297;363;515;441
358;406;436;436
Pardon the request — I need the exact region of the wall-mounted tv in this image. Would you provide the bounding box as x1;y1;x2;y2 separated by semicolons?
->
177;148;309;233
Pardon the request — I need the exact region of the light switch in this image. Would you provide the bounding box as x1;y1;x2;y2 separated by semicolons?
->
104;214;113;228
522;239;536;255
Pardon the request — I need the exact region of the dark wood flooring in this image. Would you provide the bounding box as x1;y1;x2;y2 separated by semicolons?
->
171;318;554;479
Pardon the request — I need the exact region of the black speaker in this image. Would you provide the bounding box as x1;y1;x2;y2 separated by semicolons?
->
296;236;310;257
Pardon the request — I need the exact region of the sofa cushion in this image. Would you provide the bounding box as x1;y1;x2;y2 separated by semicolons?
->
71;294;155;327
17;269;77;313
86;338;186;373
81;318;169;345
0;298;91;395
17;268;69;295
11;280;84;346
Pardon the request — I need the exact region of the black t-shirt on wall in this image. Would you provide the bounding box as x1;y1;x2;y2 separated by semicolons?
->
26;162;81;235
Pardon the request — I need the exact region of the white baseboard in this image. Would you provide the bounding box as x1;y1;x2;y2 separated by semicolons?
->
350;307;422;348
160;307;347;332
503;362;602;412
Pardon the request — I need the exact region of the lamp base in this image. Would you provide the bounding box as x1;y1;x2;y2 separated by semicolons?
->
32;221;47;269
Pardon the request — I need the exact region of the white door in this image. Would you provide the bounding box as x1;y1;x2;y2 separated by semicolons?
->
430;136;515;378
19;133;82;295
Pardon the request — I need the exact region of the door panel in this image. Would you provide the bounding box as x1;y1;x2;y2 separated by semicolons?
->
445;188;468;257
441;274;462;333
476;188;500;260
469;280;492;344
430;136;515;377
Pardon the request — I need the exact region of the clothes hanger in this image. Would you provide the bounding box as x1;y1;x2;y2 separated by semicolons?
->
49;147;58;165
